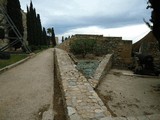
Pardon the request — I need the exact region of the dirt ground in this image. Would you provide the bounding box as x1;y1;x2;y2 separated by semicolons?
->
96;69;160;117
0;49;54;120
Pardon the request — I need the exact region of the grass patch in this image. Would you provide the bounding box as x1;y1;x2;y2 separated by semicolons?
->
0;54;28;69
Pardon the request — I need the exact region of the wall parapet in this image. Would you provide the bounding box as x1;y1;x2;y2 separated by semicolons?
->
54;48;111;120
89;54;113;88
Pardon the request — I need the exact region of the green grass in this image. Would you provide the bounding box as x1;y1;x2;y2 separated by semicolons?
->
0;54;28;69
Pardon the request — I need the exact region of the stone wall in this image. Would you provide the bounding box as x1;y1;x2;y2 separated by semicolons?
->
54;48;111;120
57;34;132;68
0;0;8;49
133;32;160;65
89;54;113;88
0;2;28;49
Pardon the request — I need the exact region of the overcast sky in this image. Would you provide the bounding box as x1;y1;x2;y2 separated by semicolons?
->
19;0;151;43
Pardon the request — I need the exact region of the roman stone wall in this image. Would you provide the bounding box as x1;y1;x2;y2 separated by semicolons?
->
133;32;160;65
57;34;132;68
54;48;111;120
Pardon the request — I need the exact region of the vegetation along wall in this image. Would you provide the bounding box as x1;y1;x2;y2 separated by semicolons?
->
57;34;132;68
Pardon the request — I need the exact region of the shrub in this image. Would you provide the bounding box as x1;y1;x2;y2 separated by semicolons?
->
0;52;11;60
70;39;96;57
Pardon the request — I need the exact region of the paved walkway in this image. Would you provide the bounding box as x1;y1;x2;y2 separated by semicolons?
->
0;49;54;120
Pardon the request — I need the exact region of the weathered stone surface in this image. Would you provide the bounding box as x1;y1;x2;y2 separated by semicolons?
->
42;109;54;120
112;117;127;120
137;116;151;120
92;54;113;88
70;113;82;120
101;117;112;120
126;116;138;120
54;48;111;120
67;107;76;116
146;114;160;120
57;34;132;68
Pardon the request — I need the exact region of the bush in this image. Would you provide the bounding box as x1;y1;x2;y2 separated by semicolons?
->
70;39;96;57
0;52;11;60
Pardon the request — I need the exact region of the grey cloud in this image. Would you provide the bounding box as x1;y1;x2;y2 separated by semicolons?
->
20;0;151;35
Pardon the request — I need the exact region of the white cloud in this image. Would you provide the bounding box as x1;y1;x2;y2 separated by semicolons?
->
58;24;150;43
19;0;151;43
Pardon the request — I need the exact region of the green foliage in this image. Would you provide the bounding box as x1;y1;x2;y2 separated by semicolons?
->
62;36;64;43
42;27;48;46
51;27;56;47
70;39;96;57
7;0;24;50
27;2;47;47
0;54;28;69
47;27;56;47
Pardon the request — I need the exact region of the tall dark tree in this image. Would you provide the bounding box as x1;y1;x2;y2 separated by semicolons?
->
27;1;43;47
62;36;64;43
51;27;56;47
7;0;24;50
36;14;42;45
42;27;47;45
27;2;35;45
147;0;160;50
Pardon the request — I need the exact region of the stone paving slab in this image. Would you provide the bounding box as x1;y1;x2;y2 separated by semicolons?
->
146;114;160;120
103;114;160;120
54;48;111;120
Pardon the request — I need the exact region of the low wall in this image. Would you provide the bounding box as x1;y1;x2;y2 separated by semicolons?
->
89;54;113;88
54;48;111;120
57;34;132;68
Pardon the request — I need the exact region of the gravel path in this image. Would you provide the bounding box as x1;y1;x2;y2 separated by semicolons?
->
0;49;54;120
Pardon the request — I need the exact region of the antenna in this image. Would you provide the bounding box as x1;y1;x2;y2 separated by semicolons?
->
0;3;31;53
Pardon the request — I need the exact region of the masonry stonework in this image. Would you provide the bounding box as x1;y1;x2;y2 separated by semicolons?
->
54;48;111;120
57;34;132;68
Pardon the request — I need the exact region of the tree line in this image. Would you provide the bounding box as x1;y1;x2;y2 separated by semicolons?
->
4;0;160;51
6;0;57;52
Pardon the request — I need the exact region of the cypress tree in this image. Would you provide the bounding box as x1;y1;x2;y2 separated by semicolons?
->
27;1;43;47
27;6;32;45
51;27;56;47
62;36;64;43
7;0;24;50
36;14;42;45
42;27;47;45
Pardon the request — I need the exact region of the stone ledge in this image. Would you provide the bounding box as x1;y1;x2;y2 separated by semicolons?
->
90;54;113;88
101;114;160;120
54;48;111;120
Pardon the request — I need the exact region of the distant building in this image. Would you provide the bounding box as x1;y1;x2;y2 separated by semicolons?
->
55;37;59;45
